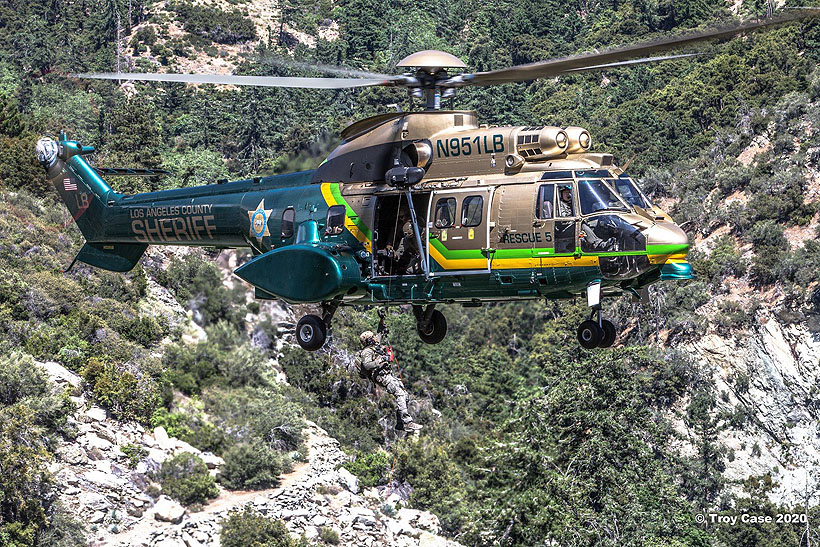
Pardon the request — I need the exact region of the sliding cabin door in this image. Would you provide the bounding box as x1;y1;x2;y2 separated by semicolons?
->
427;188;493;276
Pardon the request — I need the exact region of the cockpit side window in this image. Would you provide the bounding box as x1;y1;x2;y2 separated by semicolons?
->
577;179;629;215
556;184;575;217
612;177;651;209
537;184;555;219
434;197;457;228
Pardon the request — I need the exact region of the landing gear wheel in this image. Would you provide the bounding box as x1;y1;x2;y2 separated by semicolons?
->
599;320;617;348
417;310;447;344
296;315;327;351
577;320;603;349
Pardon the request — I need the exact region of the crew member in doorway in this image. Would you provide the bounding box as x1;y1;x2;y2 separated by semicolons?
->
557;185;574;217
393;220;421;274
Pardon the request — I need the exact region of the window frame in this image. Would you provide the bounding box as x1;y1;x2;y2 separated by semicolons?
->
434;197;457;228
325;204;346;235
555;183;576;218
281;207;295;238
461;195;484;227
536;183;556;220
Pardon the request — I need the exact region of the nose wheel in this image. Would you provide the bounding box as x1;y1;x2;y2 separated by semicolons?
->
577;315;617;349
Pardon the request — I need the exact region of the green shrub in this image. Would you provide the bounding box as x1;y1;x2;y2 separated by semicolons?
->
219;442;288;491
150;407;228;454
342;451;389;488
121;444;148;469
220;507;305;547
0;352;73;433
82;359;160;423
203;387;304;451
318;526;340;545
162;324;271;395
155;255;244;326
114;315;169;346
157;453;218;506
172;1;257;44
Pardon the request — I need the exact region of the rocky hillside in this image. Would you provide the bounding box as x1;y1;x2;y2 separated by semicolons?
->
38;295;459;547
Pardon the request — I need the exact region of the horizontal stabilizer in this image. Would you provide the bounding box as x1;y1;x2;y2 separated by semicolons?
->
76;242;147;272
93;167;172;177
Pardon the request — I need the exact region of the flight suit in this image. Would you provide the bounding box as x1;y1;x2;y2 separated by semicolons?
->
356;333;413;426
394;221;420;274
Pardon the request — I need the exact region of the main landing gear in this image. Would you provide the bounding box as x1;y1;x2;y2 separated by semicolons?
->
413;304;447;344
576;281;618;349
295;301;339;351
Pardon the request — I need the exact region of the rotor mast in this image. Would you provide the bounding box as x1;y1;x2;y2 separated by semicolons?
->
396;50;466;111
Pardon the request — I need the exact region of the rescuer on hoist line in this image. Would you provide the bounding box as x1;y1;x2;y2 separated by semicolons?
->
355;309;422;432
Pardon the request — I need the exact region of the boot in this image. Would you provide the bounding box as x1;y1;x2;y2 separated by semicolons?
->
403;421;423;432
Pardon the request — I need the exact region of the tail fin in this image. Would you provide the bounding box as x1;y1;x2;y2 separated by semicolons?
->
36;133;146;272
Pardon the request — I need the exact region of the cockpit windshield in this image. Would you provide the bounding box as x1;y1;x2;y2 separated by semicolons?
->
611;176;652;209
577;179;630;215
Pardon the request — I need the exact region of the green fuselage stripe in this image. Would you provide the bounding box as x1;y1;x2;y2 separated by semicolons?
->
430;239;683;260
646;243;689;255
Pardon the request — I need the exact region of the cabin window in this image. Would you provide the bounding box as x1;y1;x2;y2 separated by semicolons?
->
461;195;483;227
281;208;295;238
326;205;346;235
434;197;457;228
537;184;555;219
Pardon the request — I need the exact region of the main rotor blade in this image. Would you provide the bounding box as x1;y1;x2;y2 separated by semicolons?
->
562;52;701;73
71;72;395;89
449;9;819;86
248;55;393;80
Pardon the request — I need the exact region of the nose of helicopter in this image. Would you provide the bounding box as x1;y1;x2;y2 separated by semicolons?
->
644;222;694;280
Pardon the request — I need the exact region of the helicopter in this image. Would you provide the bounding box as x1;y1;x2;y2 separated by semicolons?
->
35;10;818;351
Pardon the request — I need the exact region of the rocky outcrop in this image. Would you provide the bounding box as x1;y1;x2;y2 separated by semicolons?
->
683;315;820;505
115;421;461;547
41;355;459;547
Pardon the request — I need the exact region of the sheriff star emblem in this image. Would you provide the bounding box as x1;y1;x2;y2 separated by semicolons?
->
248;199;272;243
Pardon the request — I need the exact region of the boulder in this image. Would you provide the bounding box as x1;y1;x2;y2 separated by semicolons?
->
397;508;442;534
154;496;186;524
154;426;174;451
83;432;113;452
147;448;167;468
419;531;449;547
79;493;110;512
199;453;224;469
337;467;360;494
89;511;106;524
85;406;107;422
181;531;203;547
37;361;82;388
56;444;88;465
83;470;125;490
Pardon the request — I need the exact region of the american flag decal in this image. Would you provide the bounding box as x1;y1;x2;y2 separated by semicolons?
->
63;178;77;191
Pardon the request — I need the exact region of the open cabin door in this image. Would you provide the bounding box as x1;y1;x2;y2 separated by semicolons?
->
427;187;493;276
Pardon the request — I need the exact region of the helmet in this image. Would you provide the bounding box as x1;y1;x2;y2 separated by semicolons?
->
360;330;375;345
402;221;414;236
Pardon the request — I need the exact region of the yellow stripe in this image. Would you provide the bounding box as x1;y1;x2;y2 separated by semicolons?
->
320;183;372;252
648;252;688;264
